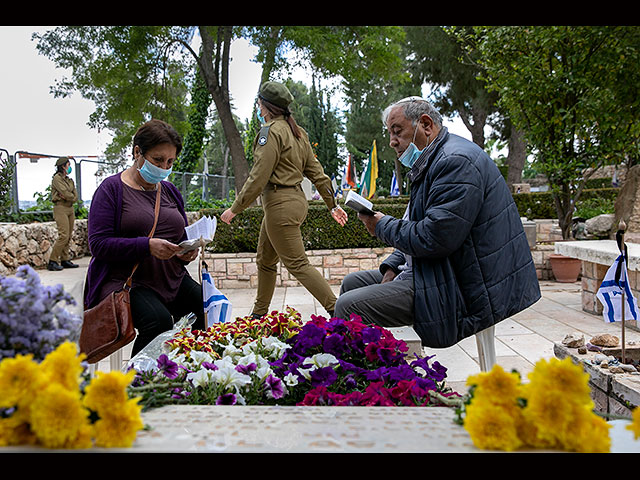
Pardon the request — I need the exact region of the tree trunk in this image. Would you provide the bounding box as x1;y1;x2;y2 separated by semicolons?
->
197;26;249;194
458;104;487;150
506;124;526;190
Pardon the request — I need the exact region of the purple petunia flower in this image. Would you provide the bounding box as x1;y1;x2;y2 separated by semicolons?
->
362;326;382;344
265;374;285;399
216;393;237;405
235;362;257;375
310;366;338;387
157;354;180;379
323;333;347;356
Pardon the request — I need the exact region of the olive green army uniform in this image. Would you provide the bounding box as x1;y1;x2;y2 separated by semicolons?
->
230;116;338;316
50;172;78;263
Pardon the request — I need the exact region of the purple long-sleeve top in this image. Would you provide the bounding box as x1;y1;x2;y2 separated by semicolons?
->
83;172;189;309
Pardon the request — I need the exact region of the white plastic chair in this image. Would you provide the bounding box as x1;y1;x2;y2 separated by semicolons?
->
475;325;496;372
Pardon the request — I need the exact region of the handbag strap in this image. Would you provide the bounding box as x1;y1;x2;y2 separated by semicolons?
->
124;182;162;289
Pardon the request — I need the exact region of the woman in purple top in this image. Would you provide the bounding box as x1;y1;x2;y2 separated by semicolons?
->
84;119;205;356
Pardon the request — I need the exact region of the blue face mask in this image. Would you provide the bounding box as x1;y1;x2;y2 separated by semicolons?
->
66;166;72;175
398;123;424;168
138;157;172;184
257;110;266;124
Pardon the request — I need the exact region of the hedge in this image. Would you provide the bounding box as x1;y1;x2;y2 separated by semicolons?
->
201;188;618;253
201;198;409;254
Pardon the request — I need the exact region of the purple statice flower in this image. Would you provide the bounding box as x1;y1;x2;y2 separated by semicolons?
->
156;354;180;379
216;393;237;405
0;265;82;361
264;374;285;400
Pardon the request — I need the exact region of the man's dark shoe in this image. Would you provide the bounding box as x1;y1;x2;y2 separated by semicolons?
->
250;313;263;320
47;261;63;271
61;260;79;269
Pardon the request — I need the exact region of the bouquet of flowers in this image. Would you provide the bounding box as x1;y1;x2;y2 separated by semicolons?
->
458;357;614;453
0;341;143;449
128;309;459;410
0;265;81;361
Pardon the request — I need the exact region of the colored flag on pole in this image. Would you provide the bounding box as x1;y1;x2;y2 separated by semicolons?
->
345;153;357;188
202;268;232;327
596;253;639;323
359;140;378;199
390;170;400;197
331;174;339;197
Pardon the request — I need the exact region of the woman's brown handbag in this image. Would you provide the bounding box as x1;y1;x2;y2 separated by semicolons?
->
79;184;162;364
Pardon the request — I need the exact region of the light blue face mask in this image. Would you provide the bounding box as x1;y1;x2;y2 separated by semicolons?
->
66;166;72;174
138;156;172;184
257;111;266;124
398;122;424;168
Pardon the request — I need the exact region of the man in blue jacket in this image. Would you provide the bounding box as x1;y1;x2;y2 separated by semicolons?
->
335;97;541;348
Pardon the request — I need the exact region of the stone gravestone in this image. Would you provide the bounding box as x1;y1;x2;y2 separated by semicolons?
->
611;164;640;242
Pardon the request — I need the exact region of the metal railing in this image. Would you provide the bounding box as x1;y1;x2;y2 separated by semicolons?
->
1;149;235;217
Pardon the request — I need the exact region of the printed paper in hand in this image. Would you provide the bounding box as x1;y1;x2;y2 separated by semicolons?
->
179;215;217;253
344;190;374;215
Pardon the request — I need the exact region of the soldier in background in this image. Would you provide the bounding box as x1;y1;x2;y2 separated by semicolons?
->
48;156;79;271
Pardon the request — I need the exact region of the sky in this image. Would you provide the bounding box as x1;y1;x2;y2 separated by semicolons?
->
0;26;470;203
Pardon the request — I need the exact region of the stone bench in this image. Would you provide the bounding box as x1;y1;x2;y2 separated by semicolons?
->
555;240;640;330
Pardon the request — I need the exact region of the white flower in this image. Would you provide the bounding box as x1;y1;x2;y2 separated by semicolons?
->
189;350;216;367
304;353;339;369
261;336;291;358
187;369;213;388
284;372;299;387
210;359;252;391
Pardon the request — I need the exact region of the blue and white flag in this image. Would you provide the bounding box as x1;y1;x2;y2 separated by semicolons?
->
202;269;232;327
390;171;400;197
596;253;639;323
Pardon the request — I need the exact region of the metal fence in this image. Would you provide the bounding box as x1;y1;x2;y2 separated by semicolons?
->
1;149;234;216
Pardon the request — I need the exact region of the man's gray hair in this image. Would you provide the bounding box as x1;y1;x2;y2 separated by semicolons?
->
382;96;443;128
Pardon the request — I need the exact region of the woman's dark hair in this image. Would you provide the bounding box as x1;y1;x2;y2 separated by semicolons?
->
259;98;301;139
132;119;182;157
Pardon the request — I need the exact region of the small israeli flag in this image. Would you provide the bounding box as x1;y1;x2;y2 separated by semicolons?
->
390;171;400;197
596;253;639;323
202;270;232;327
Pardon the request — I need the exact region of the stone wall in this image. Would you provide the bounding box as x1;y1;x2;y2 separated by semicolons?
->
0;220;89;276
204;247;396;290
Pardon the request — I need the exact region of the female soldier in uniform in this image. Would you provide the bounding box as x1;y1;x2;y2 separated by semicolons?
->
48;156;79;271
221;81;348;318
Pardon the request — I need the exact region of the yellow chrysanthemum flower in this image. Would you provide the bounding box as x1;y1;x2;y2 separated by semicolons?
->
29;383;91;449
627;407;640;440
93;399;144;448
0;409;37;447
526;357;591;407
559;406;611;453
39;341;85;392
0;353;44;410
467;364;523;409
464;400;523;451
83;369;137;414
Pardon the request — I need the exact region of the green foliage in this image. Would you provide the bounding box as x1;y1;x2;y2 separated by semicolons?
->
0;154;14;219
200;198;409;253
177;71;212;173
513;188;618;220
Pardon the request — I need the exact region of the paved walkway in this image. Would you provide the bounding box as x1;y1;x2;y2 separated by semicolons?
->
25;255;640;394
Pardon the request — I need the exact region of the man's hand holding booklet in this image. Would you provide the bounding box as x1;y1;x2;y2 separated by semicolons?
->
179;215;217;254
344;190;374;215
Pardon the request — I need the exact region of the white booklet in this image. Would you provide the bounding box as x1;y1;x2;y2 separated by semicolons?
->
344;190;374;215
179;215;217;253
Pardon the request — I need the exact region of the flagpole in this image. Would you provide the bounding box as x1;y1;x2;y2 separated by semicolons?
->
619;220;627;364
